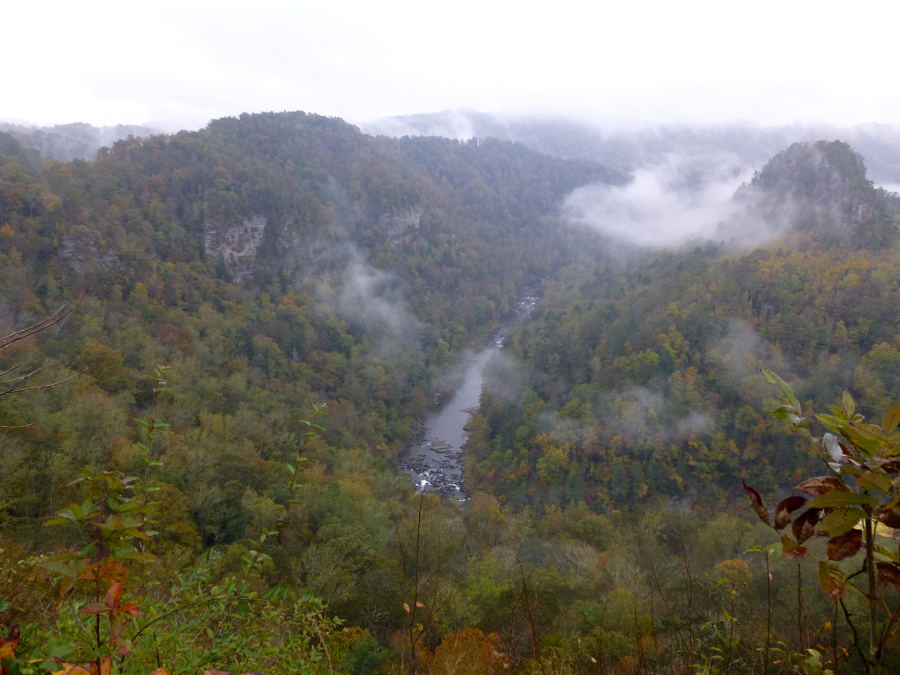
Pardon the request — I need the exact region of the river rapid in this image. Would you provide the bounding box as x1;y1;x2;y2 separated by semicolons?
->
398;287;540;499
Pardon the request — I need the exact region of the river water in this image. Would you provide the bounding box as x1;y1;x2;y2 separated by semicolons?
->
398;288;540;499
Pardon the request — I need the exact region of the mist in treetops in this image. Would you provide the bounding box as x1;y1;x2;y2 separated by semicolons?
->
4;108;900;673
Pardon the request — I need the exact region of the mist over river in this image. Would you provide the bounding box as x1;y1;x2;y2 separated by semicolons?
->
398;286;540;499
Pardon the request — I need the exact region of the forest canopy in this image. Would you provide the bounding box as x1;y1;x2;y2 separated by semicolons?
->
2;118;900;673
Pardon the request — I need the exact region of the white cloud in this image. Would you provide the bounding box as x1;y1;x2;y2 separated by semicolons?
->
562;153;754;247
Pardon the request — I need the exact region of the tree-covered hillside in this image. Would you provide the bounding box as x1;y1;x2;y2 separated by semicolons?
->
0;109;626;536
466;141;900;511
4;123;900;674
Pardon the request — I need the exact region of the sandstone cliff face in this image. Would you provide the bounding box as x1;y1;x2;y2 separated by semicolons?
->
202;216;267;280
61;229;120;272
379;206;423;245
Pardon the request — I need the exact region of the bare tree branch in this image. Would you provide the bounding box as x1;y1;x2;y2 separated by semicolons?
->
1;368;87;397
0;366;41;387
0;292;85;354
0;365;21;379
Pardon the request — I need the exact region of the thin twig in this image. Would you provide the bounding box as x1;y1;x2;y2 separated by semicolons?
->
839;597;869;672
0;293;84;353
1;368;87;397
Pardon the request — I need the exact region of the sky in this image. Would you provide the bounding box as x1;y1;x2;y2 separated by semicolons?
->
6;0;900;132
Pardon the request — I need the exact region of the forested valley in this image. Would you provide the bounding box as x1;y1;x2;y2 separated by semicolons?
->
3;113;900;675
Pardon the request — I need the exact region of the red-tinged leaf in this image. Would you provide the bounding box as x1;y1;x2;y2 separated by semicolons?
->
110;612;122;644
119;603;141;617
877;562;900;589
827;529;862;561
742;481;773;527
775;496;806;530
883;402;900;435
792;508;821;544
819;560;846;599
104;581;122;608
117;637;133;657
781;534;807;560
80;602;110;615
794;476;849;496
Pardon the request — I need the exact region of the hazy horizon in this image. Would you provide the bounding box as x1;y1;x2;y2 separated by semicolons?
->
7;1;900;132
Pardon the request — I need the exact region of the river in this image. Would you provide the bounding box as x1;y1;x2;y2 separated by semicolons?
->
398;286;540;499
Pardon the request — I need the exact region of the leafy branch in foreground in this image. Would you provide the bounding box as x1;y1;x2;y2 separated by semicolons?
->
2;367;340;675
743;369;900;675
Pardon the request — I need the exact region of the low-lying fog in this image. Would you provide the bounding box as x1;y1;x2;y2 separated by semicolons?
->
561;153;755;248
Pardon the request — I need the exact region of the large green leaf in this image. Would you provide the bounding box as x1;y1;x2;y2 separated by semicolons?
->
883;401;900;435
842;425;887;456
857;471;892;494
817;414;849;436
761;369;801;414
806;492;876;508
819;508;865;537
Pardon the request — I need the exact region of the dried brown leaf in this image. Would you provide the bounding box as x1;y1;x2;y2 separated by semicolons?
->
827;528;862;561
879;508;900;528
794;476;849;496
877;562;900;590
742;481;772;527
792;508;821;544
775;496;806;530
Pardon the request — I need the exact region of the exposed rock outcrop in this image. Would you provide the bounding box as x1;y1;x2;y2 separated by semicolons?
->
61;229;120;272
203;216;267;280
379;206;423;245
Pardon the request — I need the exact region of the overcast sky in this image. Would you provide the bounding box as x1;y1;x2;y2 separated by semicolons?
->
6;0;900;131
